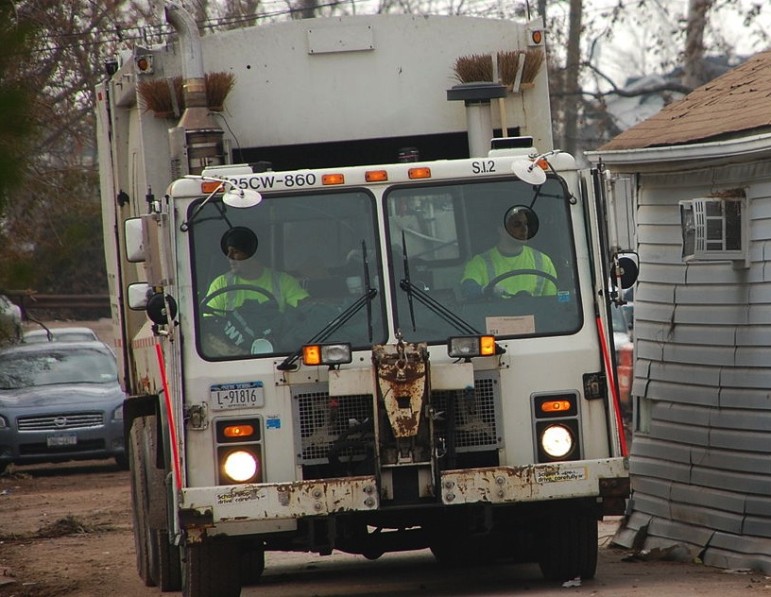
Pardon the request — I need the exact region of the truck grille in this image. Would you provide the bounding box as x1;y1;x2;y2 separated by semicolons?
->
293;372;501;466
433;373;501;452
295;389;372;464
18;413;103;431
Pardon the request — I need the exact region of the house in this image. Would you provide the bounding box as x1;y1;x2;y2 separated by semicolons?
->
589;50;771;573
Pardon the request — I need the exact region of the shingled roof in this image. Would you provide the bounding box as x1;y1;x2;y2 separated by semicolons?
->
599;50;771;151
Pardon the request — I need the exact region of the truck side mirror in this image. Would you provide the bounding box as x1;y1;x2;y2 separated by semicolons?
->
146;292;178;325
125;218;145;262
610;255;639;290
127;283;152;309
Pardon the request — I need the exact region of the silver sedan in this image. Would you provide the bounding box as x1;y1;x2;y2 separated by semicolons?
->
0;341;127;474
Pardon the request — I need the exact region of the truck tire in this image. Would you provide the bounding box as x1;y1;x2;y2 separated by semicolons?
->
153;528;182;592
537;513;598;581
140;414;180;590
128;417;155;587
182;538;241;597
239;544;266;586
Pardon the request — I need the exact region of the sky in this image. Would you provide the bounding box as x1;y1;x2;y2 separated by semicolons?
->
581;0;771;90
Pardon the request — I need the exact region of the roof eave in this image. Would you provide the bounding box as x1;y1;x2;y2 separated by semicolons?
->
587;131;771;170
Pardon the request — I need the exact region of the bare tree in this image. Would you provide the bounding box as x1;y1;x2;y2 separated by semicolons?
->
0;1;154;300
683;0;713;88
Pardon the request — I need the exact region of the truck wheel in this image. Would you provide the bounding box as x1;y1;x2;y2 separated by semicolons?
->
141;414;173;588
537;513;598;581
128;417;155;587
182;539;241;597
153;528;182;592
239;544;265;586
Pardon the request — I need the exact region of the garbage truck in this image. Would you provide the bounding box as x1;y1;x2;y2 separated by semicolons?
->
96;2;634;595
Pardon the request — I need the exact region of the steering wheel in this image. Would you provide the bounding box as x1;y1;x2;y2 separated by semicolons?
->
200;283;279;315
483;269;558;298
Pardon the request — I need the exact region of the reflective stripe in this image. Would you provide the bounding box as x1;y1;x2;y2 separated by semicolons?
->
482;251;496;286
533;251;546;295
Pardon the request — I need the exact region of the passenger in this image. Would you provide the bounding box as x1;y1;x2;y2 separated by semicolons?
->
460;207;558;299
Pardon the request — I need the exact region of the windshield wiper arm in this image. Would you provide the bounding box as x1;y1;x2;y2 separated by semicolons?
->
398;279;477;336
277;288;378;371
399;236;504;354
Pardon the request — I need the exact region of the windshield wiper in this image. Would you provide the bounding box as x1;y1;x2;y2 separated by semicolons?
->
399;236;505;354
277;240;377;371
276;288;378;371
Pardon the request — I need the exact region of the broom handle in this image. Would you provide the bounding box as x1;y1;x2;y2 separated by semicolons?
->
493;53;508;138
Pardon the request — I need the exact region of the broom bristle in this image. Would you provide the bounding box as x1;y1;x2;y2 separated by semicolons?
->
137;72;234;115
453;54;493;83
521;49;544;84
205;71;236;109
497;51;519;86
497;49;544;86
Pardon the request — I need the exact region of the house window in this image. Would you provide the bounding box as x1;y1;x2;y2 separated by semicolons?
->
679;195;746;264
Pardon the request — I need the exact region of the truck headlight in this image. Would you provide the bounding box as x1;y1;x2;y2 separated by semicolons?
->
540;424;574;459
447;335;497;358
222;449;259;483
302;343;352;366
216;418;263;484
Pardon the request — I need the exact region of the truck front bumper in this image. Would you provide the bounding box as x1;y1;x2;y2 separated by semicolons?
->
179;457;628;528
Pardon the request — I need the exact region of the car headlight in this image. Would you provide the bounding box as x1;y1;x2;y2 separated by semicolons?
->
112;405;124;422
0;415;8;430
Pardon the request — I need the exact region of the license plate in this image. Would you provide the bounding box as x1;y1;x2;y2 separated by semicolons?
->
47;434;77;447
210;381;264;410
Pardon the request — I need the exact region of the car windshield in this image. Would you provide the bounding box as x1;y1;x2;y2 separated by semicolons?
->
0;347;118;389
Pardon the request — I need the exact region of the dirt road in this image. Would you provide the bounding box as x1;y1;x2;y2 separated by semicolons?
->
0;321;767;595
0;460;768;597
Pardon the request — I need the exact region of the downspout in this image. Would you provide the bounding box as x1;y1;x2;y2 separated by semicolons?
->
165;1;224;175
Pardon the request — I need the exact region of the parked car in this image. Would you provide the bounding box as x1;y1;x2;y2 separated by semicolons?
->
0;341;127;474
620;287;634;334
611;305;634;420
0;294;22;345
23;326;99;344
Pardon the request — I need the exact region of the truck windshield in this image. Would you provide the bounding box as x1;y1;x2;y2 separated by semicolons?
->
384;177;582;342
190;190;386;360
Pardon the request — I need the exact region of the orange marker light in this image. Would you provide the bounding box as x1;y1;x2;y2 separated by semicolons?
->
223;424;255;439
303;345;322;366
480;335;497;356
541;400;572;414
365;170;388;182
201;181;223;193
322;173;345;185
408;167;431;179
531;30;543;45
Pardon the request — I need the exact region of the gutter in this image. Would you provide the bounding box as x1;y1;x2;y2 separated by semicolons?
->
586;131;771;170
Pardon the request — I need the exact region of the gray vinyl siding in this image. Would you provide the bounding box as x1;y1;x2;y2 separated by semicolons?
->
620;159;771;573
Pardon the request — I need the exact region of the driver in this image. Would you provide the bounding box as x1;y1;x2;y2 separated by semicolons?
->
203;227;309;354
460;208;558;299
